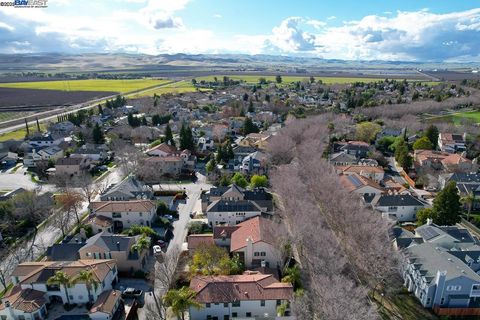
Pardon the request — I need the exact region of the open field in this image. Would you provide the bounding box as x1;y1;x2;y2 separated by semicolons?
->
0;123;46;142
133;80;198;97
0;111;34;123
426;110;480;125
0;87;116;108
194;75;439;85
0;79;169;93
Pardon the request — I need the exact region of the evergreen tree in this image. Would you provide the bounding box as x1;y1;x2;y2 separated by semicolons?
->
425;125;439;149
243;118;259;135
432;181;461;225
92;123;105;144
179;122;194;151
275;75;282;84
165;124;175;146
97;104;103;115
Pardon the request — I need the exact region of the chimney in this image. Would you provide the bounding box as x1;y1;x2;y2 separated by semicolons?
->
427;218;433;225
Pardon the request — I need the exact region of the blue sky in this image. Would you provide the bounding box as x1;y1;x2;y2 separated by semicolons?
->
0;0;480;61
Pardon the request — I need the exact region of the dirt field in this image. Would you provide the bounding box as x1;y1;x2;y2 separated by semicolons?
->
0;87;115;109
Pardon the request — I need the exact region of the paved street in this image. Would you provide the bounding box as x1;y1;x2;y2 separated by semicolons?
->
138;173;212;320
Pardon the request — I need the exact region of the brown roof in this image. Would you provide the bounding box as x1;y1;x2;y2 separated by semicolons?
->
145;142;178;155
441;153;471;166
338;173;383;192
0;286;46;313
187;234;215;251
336;165;385;174
414;150;470;166
91;215;113;227
213;225;239;240
91;200;155;213
90;289;121;315
230;216;276;252
190;272;293;303
13;260;117;284
145;156;183;163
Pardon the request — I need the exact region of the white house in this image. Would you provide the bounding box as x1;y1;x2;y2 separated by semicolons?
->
90;200;156;231
206;199;262;226
89;290;122;320
371;194;427;222
189;272;293;320
0;260;118;320
230;216;282;269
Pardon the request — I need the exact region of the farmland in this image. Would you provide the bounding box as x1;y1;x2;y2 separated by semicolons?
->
448;110;480;124
0;78;169;93
133;80;198;97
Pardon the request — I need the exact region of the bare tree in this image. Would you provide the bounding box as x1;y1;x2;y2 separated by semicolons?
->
56;188;84;226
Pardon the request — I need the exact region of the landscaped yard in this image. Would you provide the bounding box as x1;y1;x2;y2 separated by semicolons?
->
0;79;170;93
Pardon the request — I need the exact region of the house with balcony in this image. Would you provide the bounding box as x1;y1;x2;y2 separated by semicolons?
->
89;200;156;232
0;260;118;320
189;271;293;320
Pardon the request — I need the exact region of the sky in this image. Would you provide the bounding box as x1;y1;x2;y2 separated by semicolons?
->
0;0;480;61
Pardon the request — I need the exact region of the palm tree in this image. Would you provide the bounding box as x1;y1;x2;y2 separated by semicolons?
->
131;234;151;254
281;265;302;290
47;271;74;305
163;287;202;320
462;191;477;221
73;270;99;303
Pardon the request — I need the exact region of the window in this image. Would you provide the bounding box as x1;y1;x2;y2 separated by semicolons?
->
440;298;445;305
224;316;230;320
207;316;212;320
246;312;252;317
232;313;237;318
69;295;74;300
1;316;7;320
224;303;228;307
254;252;260;257
260;252;266;256
18;316;25;320
276;299;282;306
206;303;211;308
260;300;265;306
112;212;121;218
473;284;480;290
232;301;240;307
78;295;83;300
388;206;398;212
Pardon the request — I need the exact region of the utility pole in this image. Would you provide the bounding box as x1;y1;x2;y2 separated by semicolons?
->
36;117;40;132
24;118;29;137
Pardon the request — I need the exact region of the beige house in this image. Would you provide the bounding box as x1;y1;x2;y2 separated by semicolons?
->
78;231;148;273
55;157;90;177
90;200;156;231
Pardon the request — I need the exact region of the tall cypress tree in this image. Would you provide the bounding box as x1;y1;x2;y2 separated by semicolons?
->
165;124;175;146
432;181;461;225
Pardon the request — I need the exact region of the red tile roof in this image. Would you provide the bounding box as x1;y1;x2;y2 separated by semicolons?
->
213;226;239;240
230;216;276;252
187;234;215;251
90;290;121;315
190;272;293;303
0;286;46;313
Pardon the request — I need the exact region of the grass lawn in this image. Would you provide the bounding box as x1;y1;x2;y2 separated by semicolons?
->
193;75;435;85
0;79;170;93
450;110;480;124
0;123;47;142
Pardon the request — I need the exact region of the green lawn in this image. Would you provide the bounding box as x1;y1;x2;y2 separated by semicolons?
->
0;79;170;93
0;123;47;142
450;110;480;124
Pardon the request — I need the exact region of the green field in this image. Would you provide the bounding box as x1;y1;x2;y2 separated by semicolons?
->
133;80;198;97
0;112;33;123
450;110;480;124
0;79;170;93
0;123;47;142
195;75;388;84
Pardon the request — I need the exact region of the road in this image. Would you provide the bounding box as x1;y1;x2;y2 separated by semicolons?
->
0;80;181;135
0;165;124;290
138;173;212;320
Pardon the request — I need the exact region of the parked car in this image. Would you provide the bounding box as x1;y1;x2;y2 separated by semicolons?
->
153;245;162;254
122;288;143;298
164;214;174;220
157;240;167;248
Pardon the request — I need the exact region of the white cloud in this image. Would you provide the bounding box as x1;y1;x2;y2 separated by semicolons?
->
213;14;222;18
267;17;317;52
306;19;326;30
0;22;14;32
327;16;336;20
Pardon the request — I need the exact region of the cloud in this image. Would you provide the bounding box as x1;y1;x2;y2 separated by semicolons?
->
266;17;317;52
151;16;184;29
0;22;14;32
306;19;326;30
213;14;222;18
327;16;336;20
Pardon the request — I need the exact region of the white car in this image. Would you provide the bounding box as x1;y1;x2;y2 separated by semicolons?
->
153;245;162;254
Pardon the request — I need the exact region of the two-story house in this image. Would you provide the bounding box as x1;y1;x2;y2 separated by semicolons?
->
369;194;427;222
189;272;293;320
438;133;467;153
89;200;156;232
100;176;153;201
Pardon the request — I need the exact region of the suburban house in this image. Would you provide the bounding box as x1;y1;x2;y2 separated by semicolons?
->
213;225;239;248
142;156;184;177
0;152;18;168
335;164;385;183
55;157;91;177
89;289;123;320
396;222;480;316
189;272;293;320
143;142;196;177
197;136;215;152
439;172;480;210
0;260;118;319
100;176;153;201
145;142;178;157
329;151;357;166
78;231;148;273
241;151;268;175
49;121;75;136
230;217;282;269
438;133;467;153
338;173;384;198
414;150;476;173
28;134;62;148
89;200;156;231
70;144;109;163
187;234;215;253
37;146;63;162
337;141;371;159
206;199;263;226
369;194;427;222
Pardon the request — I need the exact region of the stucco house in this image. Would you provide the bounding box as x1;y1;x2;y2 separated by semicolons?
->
369;194;427;222
90;200;156;231
189;272;293;320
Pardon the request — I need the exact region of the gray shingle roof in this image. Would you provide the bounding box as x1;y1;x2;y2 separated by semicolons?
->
373;194;425;207
207;200;262;213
